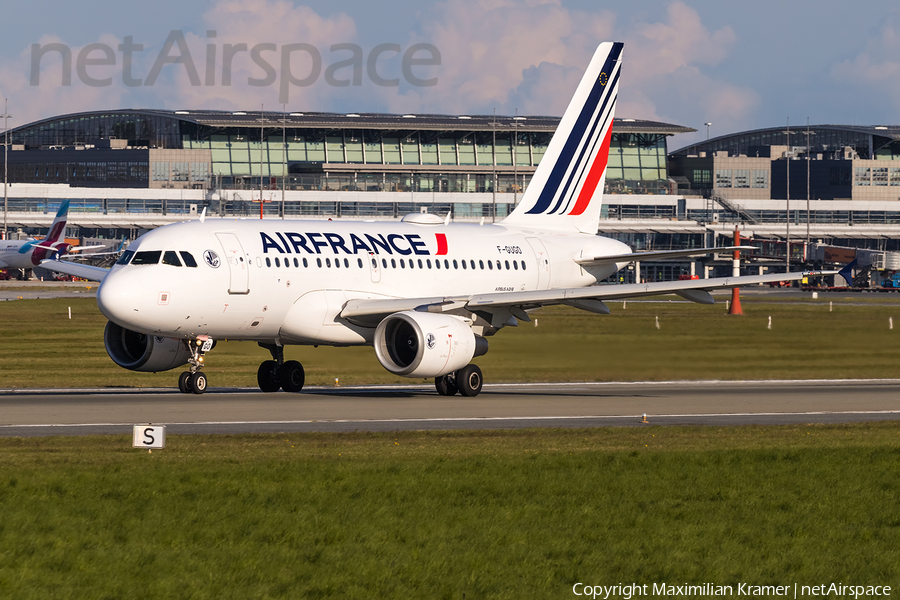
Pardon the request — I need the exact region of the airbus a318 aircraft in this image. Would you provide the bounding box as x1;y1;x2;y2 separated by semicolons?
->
83;42;832;396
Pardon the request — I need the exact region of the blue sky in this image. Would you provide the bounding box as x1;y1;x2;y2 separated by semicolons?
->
2;0;899;148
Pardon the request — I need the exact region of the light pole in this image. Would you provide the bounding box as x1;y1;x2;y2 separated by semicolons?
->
492;108;496;223
806;118;811;247
704;122;712;140
785;117;790;273
2;99;11;241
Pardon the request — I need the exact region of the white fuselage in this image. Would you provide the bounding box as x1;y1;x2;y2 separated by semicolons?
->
0;239;64;270
96;218;630;346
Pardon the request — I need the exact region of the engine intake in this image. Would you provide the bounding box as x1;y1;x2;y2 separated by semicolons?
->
104;321;192;372
374;311;486;378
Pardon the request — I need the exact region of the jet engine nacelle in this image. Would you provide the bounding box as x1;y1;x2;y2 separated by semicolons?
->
374;311;486;378
52;242;71;259
104;321;192;372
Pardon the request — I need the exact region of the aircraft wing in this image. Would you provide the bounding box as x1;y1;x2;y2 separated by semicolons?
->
340;269;836;326
574;245;755;267
39;259;109;282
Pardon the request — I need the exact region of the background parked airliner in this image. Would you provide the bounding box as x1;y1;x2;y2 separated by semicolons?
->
61;42;831;395
0;200;115;278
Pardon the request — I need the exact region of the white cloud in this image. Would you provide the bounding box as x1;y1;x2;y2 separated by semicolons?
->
830;17;900;112
0;0;760;140
378;0;758;139
0;33;131;126
618;2;758;144
376;0;615;115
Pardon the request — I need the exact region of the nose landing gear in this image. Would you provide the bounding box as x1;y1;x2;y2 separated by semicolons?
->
258;342;305;393
177;337;214;394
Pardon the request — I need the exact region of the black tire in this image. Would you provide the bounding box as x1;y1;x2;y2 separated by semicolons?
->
435;375;458;396
280;360;305;393
257;360;281;393
456;364;483;397
190;372;207;395
178;371;192;394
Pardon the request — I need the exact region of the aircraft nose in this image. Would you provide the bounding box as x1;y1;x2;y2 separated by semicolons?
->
97;270;144;325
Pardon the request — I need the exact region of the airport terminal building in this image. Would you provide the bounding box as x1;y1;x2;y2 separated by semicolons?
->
2;109;681;196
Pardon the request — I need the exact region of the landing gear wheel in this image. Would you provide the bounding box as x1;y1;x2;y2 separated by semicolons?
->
456;364;483;397
189;372;207;394
257;360;281;393
178;371;192;394
280;360;305;393
435;374;459;396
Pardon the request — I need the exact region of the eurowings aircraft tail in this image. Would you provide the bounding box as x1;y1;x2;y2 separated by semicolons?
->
501;42;622;234
22;200;70;264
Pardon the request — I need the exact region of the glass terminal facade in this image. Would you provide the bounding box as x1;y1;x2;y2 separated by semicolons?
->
3;110;689;193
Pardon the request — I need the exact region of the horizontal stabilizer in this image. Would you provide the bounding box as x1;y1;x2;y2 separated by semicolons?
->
66;244;108;253
575;246;755;267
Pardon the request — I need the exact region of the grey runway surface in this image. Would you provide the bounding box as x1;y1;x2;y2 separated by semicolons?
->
0;281;98;301
1;379;899;437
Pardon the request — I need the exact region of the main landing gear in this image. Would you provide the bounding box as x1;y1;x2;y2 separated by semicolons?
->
177;337;215;394
435;364;483;397
257;343;305;393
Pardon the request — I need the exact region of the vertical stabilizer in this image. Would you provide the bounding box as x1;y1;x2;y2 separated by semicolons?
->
45;200;69;244
28;200;69;264
501;42;622;233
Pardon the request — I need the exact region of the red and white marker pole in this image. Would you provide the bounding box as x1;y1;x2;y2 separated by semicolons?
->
729;226;743;315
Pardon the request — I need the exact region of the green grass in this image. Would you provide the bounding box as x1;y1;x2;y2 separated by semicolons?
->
3;295;900;388
2;425;900;598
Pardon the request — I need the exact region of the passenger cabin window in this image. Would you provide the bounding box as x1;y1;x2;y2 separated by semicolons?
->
116;250;135;265
162;251;182;267
131;251;162;265
180;251;198;267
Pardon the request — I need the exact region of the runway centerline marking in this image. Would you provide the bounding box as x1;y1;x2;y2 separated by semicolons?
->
4;409;900;430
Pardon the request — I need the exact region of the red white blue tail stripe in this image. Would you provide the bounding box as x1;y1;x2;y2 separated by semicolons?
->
503;42;622;233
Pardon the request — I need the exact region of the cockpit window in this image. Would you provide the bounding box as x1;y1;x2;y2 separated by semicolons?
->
180;251;198;268
131;251;162;265
116;250;135;265
162;251;182;267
